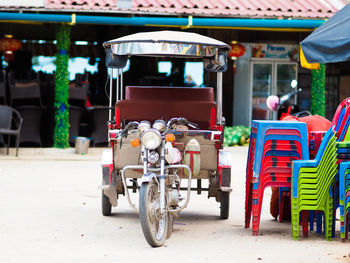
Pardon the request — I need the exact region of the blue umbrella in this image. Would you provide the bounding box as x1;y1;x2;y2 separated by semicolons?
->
301;3;350;64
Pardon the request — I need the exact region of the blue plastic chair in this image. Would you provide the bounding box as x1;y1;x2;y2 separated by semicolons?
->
252;120;308;186
339;162;350;239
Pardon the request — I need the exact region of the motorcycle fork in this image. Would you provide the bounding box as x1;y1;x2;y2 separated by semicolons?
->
142;144;166;214
159;140;166;214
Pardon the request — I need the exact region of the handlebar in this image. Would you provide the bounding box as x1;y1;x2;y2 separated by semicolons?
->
279;88;301;105
118;121;139;138
165;117;198;133
117;118;199;139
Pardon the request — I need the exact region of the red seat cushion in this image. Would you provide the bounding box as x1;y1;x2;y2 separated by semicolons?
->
125;86;214;102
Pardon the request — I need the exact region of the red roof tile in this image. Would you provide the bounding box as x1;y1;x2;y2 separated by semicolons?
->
4;0;347;18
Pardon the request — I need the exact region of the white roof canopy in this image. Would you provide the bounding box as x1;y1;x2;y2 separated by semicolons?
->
103;30;230;58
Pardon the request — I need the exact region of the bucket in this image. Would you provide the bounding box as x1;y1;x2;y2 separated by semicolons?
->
75;137;90;155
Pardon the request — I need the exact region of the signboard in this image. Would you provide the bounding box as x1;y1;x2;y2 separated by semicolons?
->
251;43;298;61
0;0;44;7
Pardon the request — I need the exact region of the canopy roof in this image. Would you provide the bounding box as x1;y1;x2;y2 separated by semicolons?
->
301;3;350;64
104;31;230;58
104;31;229;48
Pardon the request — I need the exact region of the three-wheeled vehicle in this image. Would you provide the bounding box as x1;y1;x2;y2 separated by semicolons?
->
100;31;232;247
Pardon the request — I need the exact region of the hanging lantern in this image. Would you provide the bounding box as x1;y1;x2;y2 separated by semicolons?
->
228;41;246;73
228;41;246;60
0;35;22;61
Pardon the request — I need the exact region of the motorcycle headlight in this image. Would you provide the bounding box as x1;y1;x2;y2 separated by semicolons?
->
141;129;162;150
153;119;166;132
138;120;151;134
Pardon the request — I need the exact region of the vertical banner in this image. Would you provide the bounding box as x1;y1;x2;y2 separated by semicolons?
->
54;24;71;148
311;64;326;117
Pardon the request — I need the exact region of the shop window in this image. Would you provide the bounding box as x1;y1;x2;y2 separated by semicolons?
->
184;62;203;87
32;56;99;80
158;61;172;76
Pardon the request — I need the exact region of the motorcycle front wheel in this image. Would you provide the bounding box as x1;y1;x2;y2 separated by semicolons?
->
139;180;168;247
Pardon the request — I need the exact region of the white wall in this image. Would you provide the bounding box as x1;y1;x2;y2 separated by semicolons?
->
233;44;252;127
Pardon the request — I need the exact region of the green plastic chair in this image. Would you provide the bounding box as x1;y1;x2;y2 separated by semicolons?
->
291;128;337;240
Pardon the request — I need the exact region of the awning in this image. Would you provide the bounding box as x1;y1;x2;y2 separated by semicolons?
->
300;3;350;64
5;0;345;19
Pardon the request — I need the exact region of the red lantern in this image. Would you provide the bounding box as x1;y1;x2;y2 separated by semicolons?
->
0;35;21;62
228;41;246;60
0;35;21;52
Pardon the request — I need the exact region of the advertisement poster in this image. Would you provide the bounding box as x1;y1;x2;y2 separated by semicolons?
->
251;44;299;61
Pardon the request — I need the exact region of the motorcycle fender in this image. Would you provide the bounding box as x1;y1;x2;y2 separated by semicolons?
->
140;172;158;185
218;150;232;191
219;166;232;190
101;149;113;183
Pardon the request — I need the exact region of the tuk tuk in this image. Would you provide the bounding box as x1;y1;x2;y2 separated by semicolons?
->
100;31;232;247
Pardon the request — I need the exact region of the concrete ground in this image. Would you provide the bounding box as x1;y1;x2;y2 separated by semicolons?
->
0;146;349;263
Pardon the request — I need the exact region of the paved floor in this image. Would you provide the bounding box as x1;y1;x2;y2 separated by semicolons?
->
0;146;349;263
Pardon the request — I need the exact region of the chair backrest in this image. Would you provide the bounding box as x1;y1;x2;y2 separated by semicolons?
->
332;98;350;127
69;84;88;107
10;78;42;106
314;126;335;161
336;108;346;131
69;84;88;100
0;70;5;103
0;105;13;129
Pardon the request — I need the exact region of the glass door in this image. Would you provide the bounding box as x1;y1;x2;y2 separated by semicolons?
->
250;61;298;121
275;62;298;101
251;62;273;120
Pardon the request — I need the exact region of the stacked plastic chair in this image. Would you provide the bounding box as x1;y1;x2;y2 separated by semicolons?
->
308;131;327;233
245;120;309;235
278;131;327;223
336;108;350;165
334;99;350;239
309;131;326;159
340;161;350;241
332;98;350;129
291;126;338;240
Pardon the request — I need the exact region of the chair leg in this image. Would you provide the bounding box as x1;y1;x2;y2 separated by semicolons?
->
301;211;309;237
252;188;264;236
7;134;10;155
245;182;253;228
346;212;349;240
15;134;20;157
309;211;315;232
316;212;323;234
291;197;299;240
279;191;285;222
325;198;333;241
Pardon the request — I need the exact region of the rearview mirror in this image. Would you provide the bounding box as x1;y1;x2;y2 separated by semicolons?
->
203;52;228;72
105;49;127;69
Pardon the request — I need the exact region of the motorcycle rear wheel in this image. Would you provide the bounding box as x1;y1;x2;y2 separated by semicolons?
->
220;191;230;219
139;180;168;247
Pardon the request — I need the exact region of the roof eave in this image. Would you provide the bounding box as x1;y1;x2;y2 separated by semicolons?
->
0;7;334;20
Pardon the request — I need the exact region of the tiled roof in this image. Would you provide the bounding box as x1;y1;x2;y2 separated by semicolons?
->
3;0;348;19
